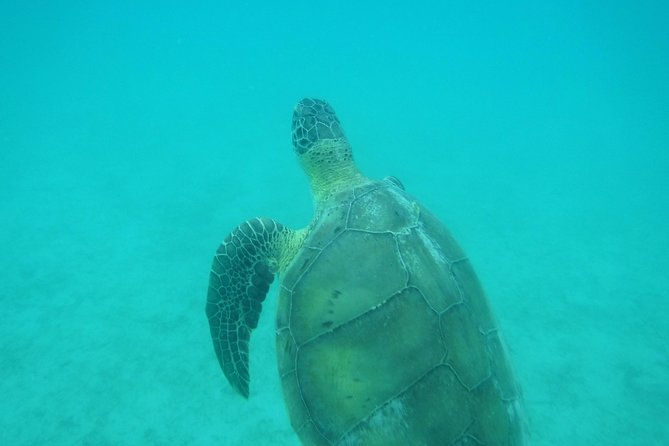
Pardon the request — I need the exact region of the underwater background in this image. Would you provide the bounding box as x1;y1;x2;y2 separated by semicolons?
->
1;1;667;444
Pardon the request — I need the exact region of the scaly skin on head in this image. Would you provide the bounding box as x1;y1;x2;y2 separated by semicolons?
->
292;98;367;205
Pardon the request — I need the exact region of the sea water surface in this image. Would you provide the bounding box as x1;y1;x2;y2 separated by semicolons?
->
1;1;667;445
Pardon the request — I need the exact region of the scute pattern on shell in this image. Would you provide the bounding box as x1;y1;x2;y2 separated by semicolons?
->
275;180;526;445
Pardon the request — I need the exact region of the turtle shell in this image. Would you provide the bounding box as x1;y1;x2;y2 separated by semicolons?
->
275;179;525;446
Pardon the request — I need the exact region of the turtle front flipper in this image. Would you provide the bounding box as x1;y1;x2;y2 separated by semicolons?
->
206;217;294;398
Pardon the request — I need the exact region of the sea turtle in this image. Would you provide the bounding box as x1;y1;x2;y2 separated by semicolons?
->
206;98;527;445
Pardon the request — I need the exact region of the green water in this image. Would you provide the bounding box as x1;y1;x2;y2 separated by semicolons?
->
1;1;667;444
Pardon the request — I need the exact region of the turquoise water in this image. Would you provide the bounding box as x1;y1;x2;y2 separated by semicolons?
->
2;1;668;444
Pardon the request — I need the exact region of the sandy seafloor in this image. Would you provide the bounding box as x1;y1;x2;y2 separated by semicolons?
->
1;2;668;445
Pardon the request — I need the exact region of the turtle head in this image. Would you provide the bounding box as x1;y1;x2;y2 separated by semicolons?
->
291;98;363;202
292;98;348;155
